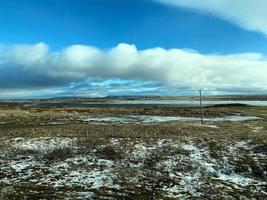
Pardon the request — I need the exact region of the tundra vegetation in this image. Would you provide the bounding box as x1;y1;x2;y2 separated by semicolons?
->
0;102;266;199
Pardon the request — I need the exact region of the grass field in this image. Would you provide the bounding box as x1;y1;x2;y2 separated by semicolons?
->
0;103;266;199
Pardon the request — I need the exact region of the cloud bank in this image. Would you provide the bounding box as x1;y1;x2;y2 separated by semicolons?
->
153;0;267;35
0;42;267;97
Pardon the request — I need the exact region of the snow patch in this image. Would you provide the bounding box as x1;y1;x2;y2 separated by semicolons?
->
10;156;36;173
10;137;76;151
82;115;259;124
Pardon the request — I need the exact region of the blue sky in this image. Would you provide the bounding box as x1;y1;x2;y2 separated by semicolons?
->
0;0;267;97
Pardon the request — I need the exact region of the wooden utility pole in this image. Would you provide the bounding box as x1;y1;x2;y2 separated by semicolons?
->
199;90;204;124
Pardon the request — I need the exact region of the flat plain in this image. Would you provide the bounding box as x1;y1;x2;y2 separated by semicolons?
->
0;99;266;199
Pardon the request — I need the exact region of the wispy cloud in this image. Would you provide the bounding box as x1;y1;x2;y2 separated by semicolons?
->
0;42;267;97
152;0;267;35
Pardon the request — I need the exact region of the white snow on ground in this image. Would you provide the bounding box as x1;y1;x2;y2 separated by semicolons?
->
180;141;265;186
9;137;76;151
164;172;203;199
160;140;266;198
29;162;120;190
215;173;257;186
66;156;95;166
0;137;266;199
45;169;120;189
132;143;149;160
76;192;95;199
40;122;66;125
181;143;217;174
3;155;120;191
1;136;120;190
199;124;219;128
9;156;36;173
82;115;259;124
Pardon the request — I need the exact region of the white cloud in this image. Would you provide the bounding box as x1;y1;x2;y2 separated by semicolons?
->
8;42;49;66
61;45;101;69
0;42;267;95
153;0;267;35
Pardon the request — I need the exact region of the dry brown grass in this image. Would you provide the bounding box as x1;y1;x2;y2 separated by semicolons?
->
0;104;266;199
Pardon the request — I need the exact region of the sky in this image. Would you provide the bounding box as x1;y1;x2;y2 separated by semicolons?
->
0;0;267;98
